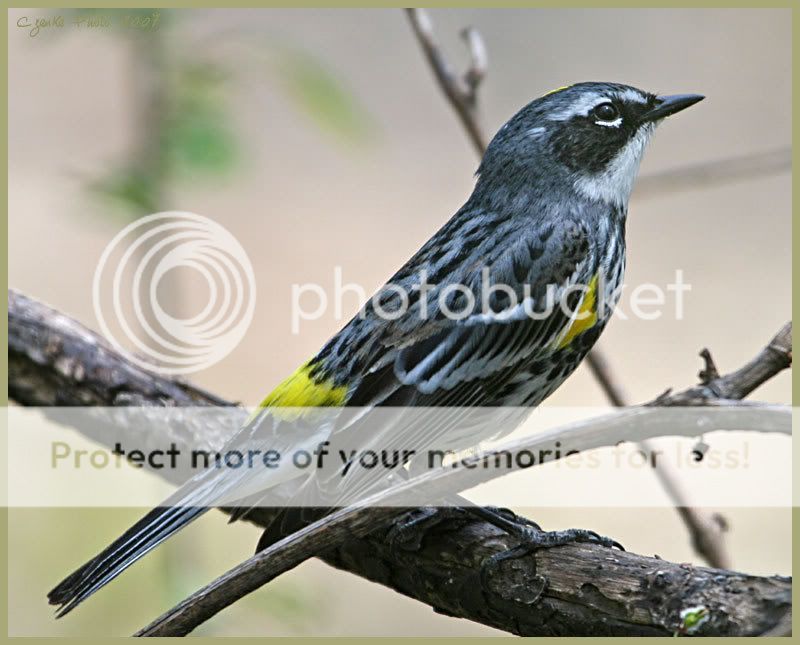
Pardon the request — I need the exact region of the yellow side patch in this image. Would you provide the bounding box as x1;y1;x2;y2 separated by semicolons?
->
543;85;571;97
555;274;599;350
249;361;348;422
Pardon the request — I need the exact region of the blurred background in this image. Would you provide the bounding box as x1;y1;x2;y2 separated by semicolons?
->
8;8;791;636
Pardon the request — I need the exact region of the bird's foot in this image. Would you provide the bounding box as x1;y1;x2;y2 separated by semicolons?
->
386;506;467;555
467;506;623;592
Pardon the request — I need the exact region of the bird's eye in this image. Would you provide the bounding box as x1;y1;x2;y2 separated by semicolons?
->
593;103;619;122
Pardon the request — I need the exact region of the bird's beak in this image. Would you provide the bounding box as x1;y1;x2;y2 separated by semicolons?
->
640;94;705;122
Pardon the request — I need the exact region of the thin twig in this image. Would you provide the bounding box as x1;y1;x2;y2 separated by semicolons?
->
585;351;630;406
460;26;487;101
698;348;720;384
406;8;487;155
635;148;791;197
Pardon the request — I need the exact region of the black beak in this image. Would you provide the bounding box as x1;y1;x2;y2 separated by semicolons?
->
641;94;704;122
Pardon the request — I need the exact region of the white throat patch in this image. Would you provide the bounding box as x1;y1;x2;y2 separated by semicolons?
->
573;123;656;207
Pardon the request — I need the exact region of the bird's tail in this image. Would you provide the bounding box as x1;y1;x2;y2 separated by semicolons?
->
47;468;224;617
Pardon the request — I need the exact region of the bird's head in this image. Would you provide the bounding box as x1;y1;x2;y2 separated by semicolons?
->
477;82;704;208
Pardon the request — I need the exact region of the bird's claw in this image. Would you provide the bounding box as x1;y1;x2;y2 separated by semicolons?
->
521;526;624;552
479;523;624;592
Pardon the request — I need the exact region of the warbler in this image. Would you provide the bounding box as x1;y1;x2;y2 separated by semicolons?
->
49;82;702;616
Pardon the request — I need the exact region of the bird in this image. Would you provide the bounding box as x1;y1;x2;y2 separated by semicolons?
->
48;82;703;617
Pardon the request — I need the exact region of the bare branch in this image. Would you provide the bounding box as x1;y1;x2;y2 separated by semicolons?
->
584;350;631;406
698;348;721;385
635;148;791;197
405;8;487;155
625;324;792;572
642;325;790;570
137;388;790;636
135;395;789;634
7;290;791;636
658;322;792;406
460;26;487;101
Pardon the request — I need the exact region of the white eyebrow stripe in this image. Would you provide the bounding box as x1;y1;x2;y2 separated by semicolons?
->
549;88;649;122
595;117;623;128
548;94;611;121
617;88;648;104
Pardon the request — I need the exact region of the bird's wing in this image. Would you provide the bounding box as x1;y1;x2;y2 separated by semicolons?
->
352;214;594;405
313;214;598;502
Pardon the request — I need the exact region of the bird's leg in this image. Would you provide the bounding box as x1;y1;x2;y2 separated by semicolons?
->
386;506;468;554
385;459;472;554
465;506;623;590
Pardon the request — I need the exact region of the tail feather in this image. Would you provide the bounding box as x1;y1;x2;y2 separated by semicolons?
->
47;467;229;617
48;411;321;616
48;504;206;617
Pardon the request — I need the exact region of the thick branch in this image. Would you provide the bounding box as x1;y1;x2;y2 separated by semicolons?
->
136;400;789;636
7;290;792;636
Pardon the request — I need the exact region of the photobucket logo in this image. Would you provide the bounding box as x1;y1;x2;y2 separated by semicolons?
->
290;267;692;333
92;211;256;375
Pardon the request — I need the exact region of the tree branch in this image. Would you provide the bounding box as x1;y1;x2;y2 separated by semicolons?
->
635;147;791;197
7;290;791;636
135;398;789;636
653;322;792;405
406;8;487;156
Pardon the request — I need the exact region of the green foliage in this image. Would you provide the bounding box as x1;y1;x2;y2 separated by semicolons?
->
87;12;376;220
275;48;376;144
167;63;239;177
676;606;709;636
168;108;238;175
90;167;161;215
92;57;240;218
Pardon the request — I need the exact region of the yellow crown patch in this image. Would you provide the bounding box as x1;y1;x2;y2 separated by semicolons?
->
543;85;571;97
